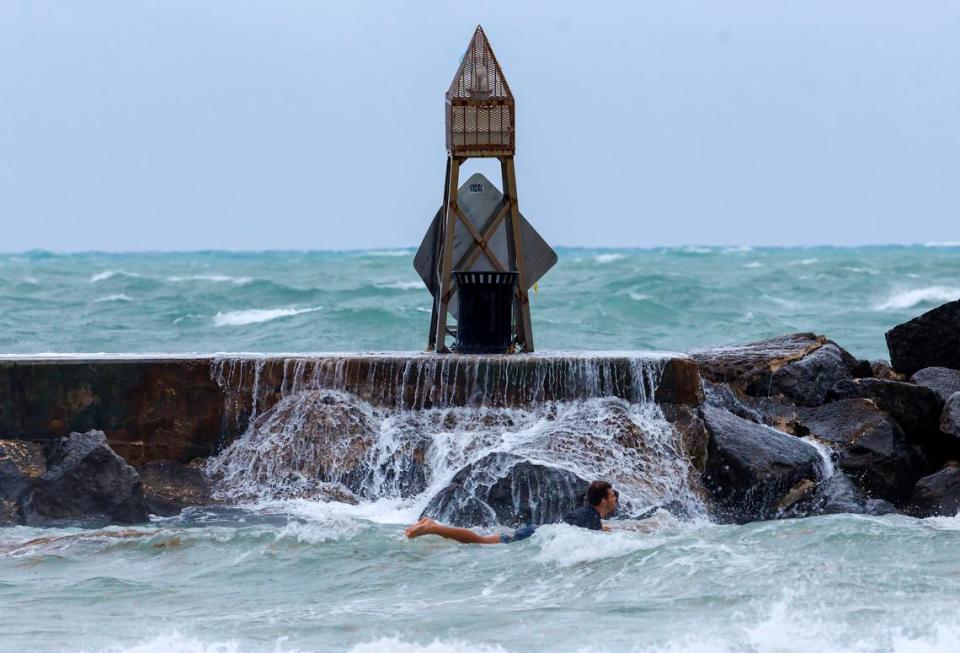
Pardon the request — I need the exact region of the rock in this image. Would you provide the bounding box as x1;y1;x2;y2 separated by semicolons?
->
702;381;806;435
885;299;960;376
871;361;906;382
691;334;863;406
770;343;858;406
942;393;960;441
421;452;589;527
909;463;960;517
798;399;924;502
654;358;705;406
700;406;823;523
0;440;46;525
138;461;217;517
207;391;380;500
20;430;148;526
911;367;960;403
826;378;943;446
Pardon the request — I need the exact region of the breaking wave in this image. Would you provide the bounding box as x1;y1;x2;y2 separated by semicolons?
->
876;286;960;311
212;306;322;327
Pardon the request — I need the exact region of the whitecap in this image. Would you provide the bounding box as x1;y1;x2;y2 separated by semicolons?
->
167;275;253;285
876;287;960;311
94;294;135;303
742;262;763;269
789;258;819;266
213;306;322;327
680;246;712;254
924;241;960;248
594;253;624;264
20;276;39;284
90;269;141;283
349;637;507;653
723;245;754;253
629;292;650;302
362;249;414;257
375;281;423;290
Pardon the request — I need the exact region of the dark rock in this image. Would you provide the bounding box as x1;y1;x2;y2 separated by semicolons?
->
826;378;943;444
871;361;907;382
798;399;924;501
770;343;857;406
20;430;148;526
700;406;823;523
909;463;960;517
942;393;960;441
885;299;960;376
911;367;960;403
691;334;862;407
0;440;46;525
421;452;589;527
138;461;216;517
691;333;826;388
702;381;807;435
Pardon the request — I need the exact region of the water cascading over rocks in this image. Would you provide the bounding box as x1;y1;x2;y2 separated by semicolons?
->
206;356;709;525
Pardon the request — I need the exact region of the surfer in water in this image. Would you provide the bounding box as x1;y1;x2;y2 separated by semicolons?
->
405;480;618;544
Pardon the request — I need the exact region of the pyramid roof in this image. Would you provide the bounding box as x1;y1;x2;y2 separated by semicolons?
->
446;26;512;102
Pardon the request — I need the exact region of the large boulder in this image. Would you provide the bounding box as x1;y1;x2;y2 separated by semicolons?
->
885;299;960;376
138;461;217;517
826;378;943;444
691;334;866;406
942;393;960;441
700;406;823;523
19;430;148;526
798;399;924;502
911;368;960;403
909;463;960;517
421;452;589;527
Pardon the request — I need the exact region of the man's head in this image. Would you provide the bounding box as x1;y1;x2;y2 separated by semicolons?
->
585;480;618;518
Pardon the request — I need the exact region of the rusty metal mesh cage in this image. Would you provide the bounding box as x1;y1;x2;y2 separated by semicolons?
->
446;26;514;156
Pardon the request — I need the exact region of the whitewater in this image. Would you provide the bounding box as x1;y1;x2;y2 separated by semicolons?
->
2;245;960;652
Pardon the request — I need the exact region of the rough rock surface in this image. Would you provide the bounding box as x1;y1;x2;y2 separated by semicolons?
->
421;452;589;527
691;334;865;406
700;406;822;523
909;464;960;517
798;399;924;502
138;461;217;516
661;403;709;472
911;368;960;403
871;361;906;382
942;393;960;441
885;299;960;376
826;378;943;443
770;343;860;406
19;430;148;526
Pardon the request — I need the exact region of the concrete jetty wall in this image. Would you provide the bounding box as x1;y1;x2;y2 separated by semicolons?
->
0;354;702;465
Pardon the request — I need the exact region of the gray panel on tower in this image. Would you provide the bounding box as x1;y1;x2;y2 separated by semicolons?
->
414;173;557;319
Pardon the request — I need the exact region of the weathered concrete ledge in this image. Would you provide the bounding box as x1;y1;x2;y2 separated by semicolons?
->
0;353;702;466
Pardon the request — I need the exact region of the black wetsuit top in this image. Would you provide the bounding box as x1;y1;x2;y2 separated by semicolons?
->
561;505;602;530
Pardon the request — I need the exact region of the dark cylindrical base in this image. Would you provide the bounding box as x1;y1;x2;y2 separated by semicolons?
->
453;271;518;354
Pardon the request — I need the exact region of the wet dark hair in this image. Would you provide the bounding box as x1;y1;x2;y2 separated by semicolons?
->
586;481;614;507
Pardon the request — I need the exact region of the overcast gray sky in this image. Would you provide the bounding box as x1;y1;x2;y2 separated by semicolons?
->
1;1;958;251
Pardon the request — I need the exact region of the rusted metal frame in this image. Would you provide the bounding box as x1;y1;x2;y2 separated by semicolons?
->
501;156;534;352
433;156;461;352
452;200;510;273
428;155;454;350
454;205;507;272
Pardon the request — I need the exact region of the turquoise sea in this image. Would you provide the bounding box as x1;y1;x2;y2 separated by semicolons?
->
2;245;959;358
2;245;960;653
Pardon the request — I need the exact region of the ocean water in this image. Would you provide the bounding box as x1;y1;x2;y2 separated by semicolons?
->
2;245;960;653
2;245;959;358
